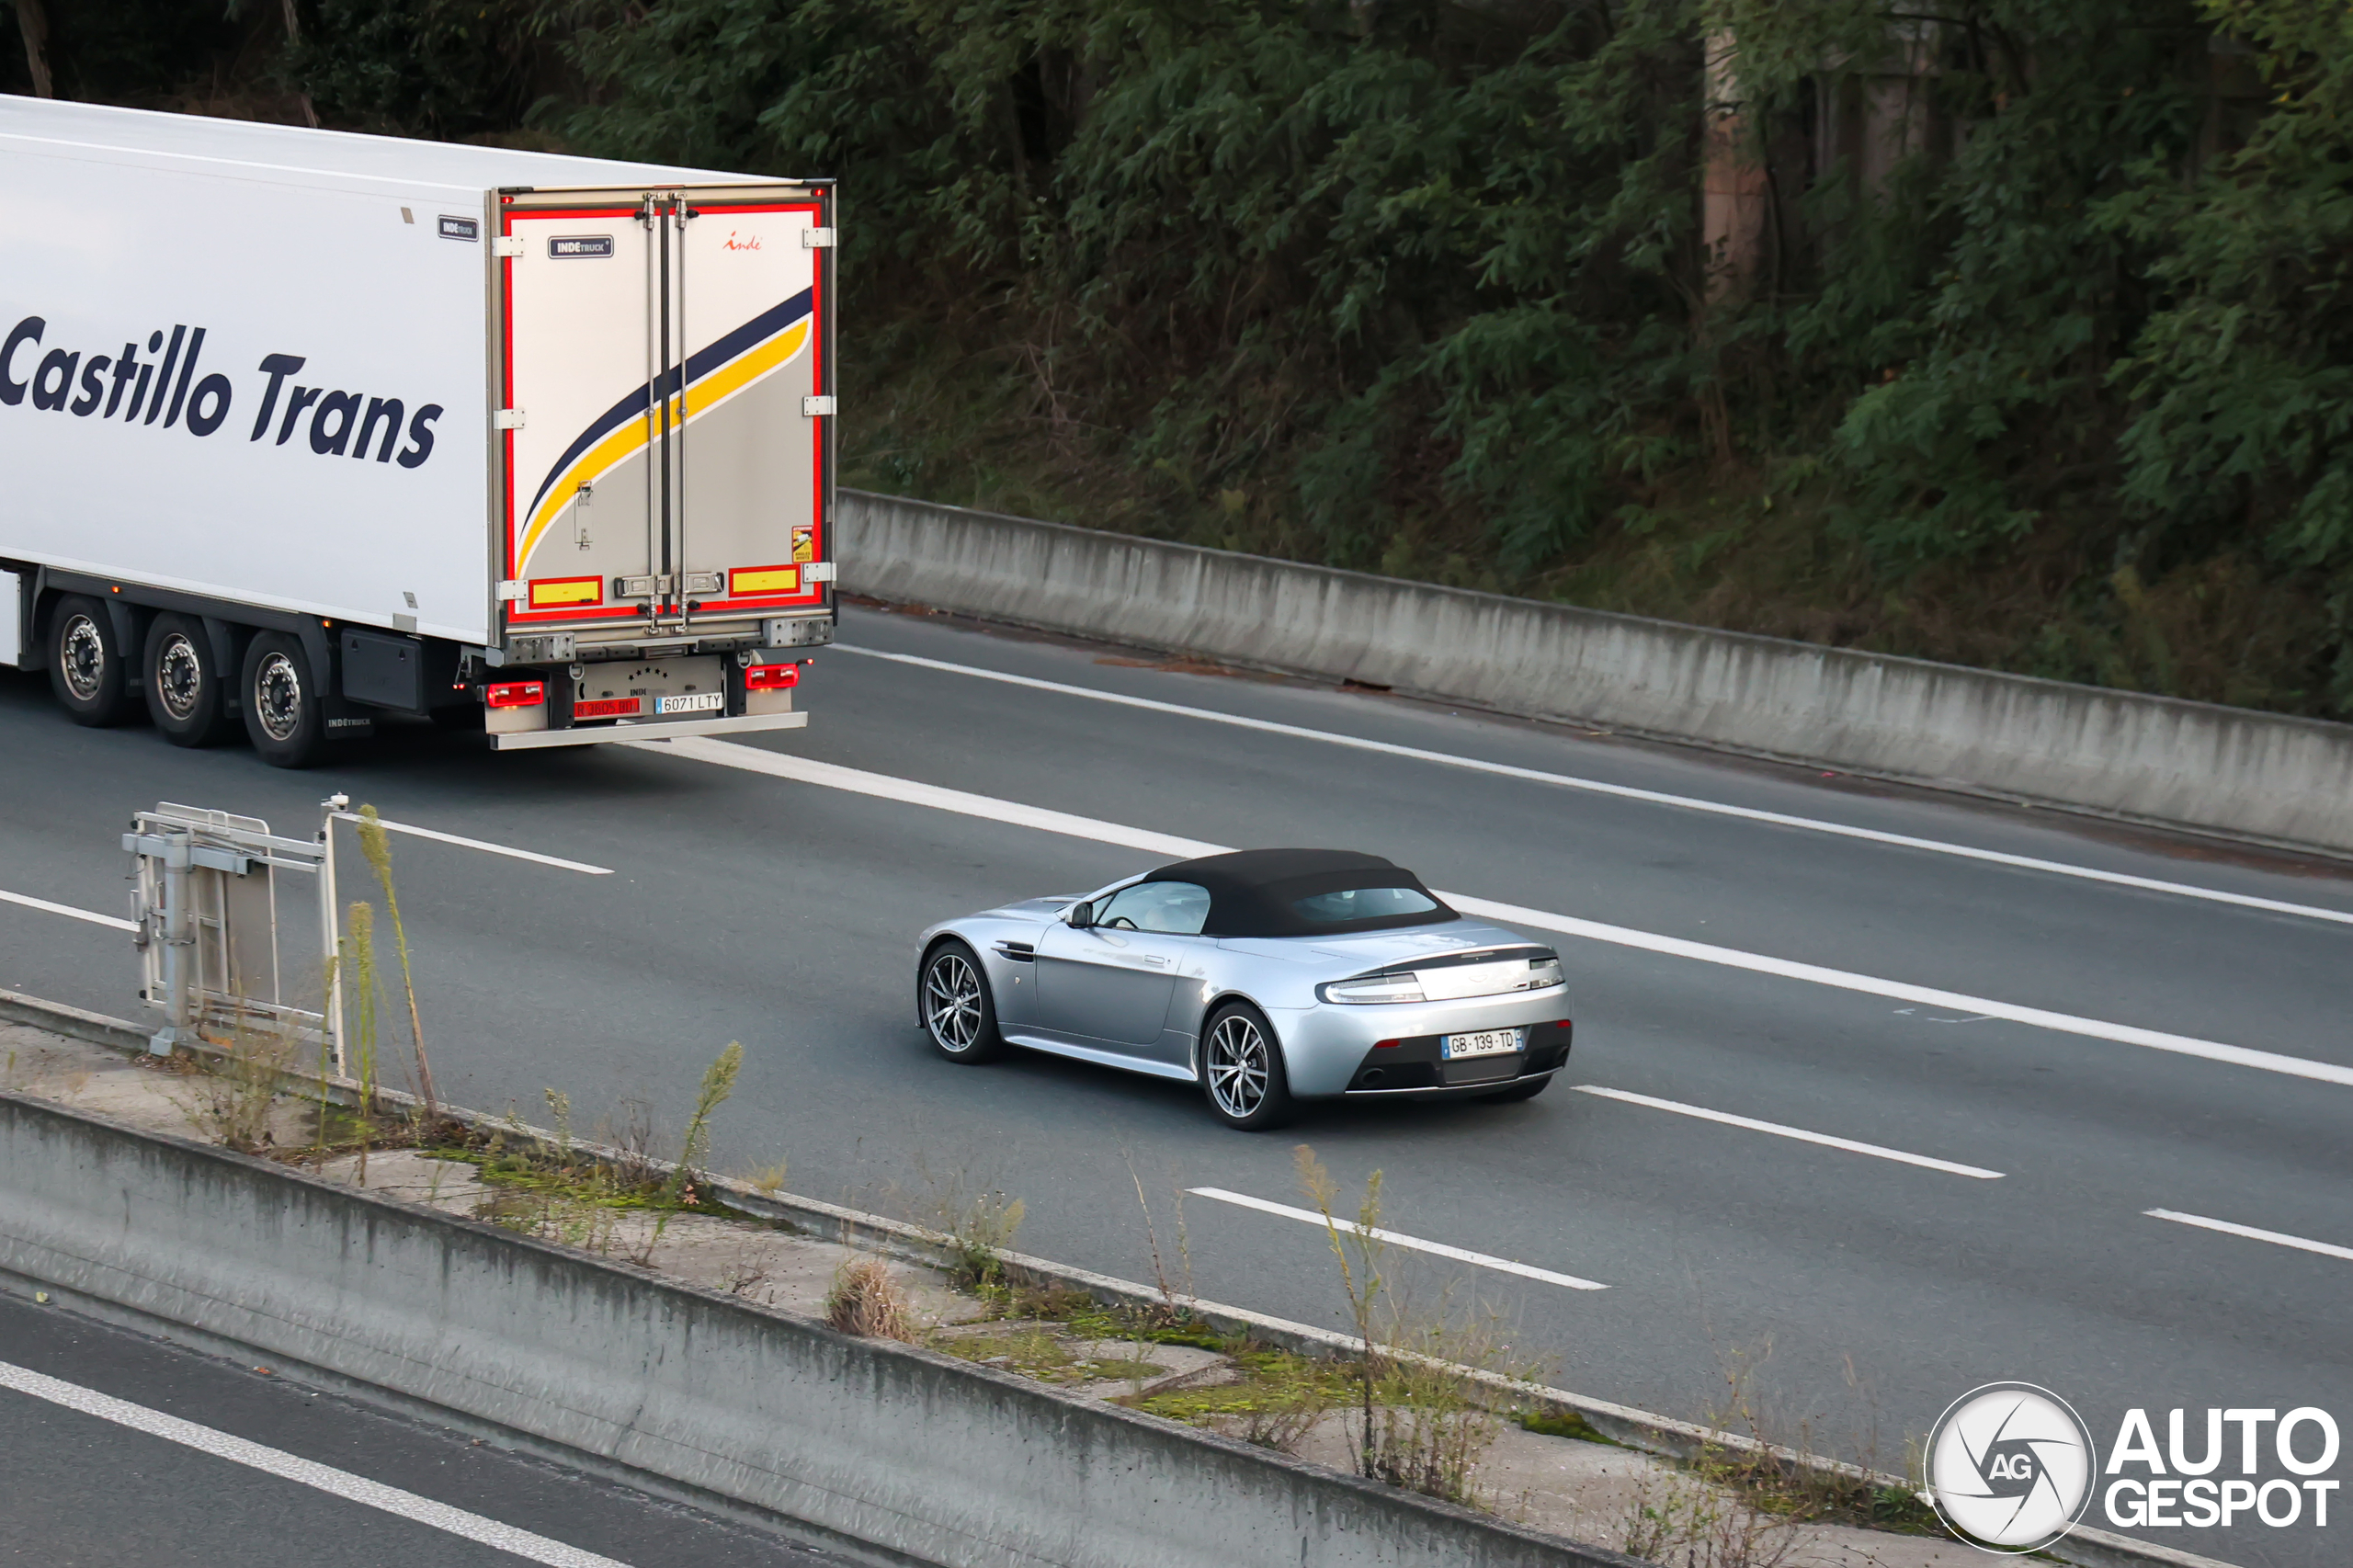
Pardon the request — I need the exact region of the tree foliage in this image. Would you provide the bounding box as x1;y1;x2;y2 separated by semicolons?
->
256;0;2353;715
290;0;548;139
3;0;243;102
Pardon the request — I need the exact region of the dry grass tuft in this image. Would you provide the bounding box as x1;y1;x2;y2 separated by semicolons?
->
175;1022;299;1153
826;1256;916;1342
1620;1471;1798;1568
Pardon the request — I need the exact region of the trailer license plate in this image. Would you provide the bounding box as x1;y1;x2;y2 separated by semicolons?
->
1442;1028;1523;1060
655;693;723;714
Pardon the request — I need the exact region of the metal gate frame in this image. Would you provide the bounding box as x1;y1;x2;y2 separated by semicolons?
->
126;801;336;1060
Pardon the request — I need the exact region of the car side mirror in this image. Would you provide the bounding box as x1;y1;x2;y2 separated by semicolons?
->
1067;901;1094;929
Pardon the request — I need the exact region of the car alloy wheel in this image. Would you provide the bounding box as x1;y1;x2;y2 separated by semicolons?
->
926;949;985;1052
1206;1013;1271;1119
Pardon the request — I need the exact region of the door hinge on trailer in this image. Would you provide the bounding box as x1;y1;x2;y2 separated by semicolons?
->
496;580;525;602
801;396;835;417
494;408;526;429
804;562;837;584
491;236;526;258
801;227;835;249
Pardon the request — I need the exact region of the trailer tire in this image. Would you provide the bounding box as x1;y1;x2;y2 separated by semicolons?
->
241;631;329;768
47;595;135;727
142;613;237;746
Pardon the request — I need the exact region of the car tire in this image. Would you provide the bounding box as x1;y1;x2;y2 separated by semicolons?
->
1200;1001;1296;1131
241;631;330;768
46;595;134;726
921;939;1005;1063
142;613;237;746
1476;1074;1553;1104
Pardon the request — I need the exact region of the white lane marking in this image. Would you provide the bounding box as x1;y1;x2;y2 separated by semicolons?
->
1572;1085;2005;1178
0;888;137;931
332;812;612;876
1187;1187;1609;1290
2144;1210;2353;1264
0;1358;636;1568
1441;891;2353;1089
836;642;2353;928
630;735;1222;858
640;739;2353;1089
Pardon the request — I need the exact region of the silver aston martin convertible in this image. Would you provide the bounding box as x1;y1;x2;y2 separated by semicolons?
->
914;848;1573;1129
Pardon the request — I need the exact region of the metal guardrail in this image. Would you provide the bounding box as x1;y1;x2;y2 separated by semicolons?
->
837;488;2353;858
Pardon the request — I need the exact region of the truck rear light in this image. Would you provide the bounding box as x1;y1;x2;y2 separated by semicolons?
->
485;680;543;709
574;697;642;719
745;663;800;691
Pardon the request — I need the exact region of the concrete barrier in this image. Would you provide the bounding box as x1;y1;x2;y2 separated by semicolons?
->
0;1092;1633;1568
838;491;2353;856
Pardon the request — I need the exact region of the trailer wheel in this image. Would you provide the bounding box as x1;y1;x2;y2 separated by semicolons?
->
46;595;134;727
142;614;236;747
241;631;329;768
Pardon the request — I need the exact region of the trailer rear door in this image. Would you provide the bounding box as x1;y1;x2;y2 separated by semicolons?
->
496;183;832;643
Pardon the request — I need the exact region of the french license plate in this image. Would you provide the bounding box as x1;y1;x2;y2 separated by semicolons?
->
655;692;724;714
1442;1028;1524;1060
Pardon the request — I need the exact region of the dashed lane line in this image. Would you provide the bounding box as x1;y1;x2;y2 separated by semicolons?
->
1186;1187;1610;1290
1571;1085;2005;1178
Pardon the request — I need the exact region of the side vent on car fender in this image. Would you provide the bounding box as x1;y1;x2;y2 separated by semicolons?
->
994;941;1036;962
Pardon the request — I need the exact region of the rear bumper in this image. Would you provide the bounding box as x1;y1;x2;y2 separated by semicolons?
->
486;711;809;751
1341;1066;1561;1101
1269;989;1572;1097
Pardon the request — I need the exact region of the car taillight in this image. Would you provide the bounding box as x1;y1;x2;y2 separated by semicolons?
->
485;680;544;709
1319;972;1426;1005
745;664;800;691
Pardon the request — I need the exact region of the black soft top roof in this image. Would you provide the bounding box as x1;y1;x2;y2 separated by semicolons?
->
1140;848;1459;937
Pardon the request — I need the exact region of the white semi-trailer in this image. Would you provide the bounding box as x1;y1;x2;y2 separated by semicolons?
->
0;97;835;766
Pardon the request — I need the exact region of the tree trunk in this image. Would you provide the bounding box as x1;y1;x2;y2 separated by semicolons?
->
279;0;320;128
16;0;52;98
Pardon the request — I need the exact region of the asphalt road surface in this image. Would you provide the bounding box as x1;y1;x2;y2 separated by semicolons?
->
4;602;2347;1567
0;1291;852;1566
